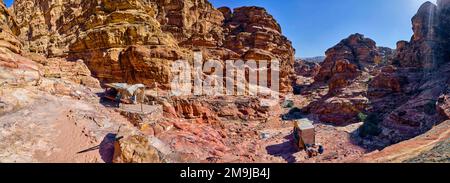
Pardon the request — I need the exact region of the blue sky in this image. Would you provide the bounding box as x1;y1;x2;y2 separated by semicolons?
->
4;0;435;57
4;0;12;7
209;0;435;57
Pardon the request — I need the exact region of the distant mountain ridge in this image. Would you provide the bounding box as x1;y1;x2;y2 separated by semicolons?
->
298;56;326;63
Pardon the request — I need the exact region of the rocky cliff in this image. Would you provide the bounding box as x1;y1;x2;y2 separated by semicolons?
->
220;6;295;93
0;1;21;54
11;0;295;92
301;1;450;145
368;0;450;143
0;1;40;87
302;1;450;146
315;33;381;93
304;34;380;124
294;59;321;78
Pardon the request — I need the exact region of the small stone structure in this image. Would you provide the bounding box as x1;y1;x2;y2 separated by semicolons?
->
293;119;316;149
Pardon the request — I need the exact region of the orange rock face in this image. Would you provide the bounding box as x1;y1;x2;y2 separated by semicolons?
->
305;34;379;124
0;2;21;54
0;2;40;86
315;33;380;93
368;65;405;97
113;135;163;163
41;58;101;88
221;6;295;92
119;45;187;89
294;59;321;78
155;0;225;47
11;0;296;93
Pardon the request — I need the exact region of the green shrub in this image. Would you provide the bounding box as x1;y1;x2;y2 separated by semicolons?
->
358;112;368;122
282;100;294;108
359;113;382;138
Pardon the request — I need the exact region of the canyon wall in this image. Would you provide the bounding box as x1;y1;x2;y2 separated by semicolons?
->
11;0;295;92
304;1;450;145
370;0;450;143
0;1;40;86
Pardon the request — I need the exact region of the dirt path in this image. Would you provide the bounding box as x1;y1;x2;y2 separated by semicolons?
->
215;120;366;163
255;123;366;163
0;95;128;163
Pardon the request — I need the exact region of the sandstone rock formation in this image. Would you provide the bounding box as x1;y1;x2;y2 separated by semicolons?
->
303;0;450;134
0;1;40;87
40;58;101;88
377;47;395;65
304;34;379;124
438;88;450;119
292;59;321;94
0;0;298;163
438;0;450;61
315;33;380;93
11;0;295;93
0;2;21;53
155;0;225;48
220;6;295;92
366;0;450;143
113;135;163;163
294;59;321;78
298;1;450;146
392;2;439;69
67;0;185;85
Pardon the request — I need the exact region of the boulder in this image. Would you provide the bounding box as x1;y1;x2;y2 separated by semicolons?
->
113;135;163;163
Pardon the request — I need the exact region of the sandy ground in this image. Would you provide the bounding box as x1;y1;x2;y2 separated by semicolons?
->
244;124;365;163
0;85;447;163
0;93;130;163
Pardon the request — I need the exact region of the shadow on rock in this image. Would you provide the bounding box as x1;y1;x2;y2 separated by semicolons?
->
281;107;304;121
76;133;117;163
96;92;119;108
266;135;298;163
99;133;117;163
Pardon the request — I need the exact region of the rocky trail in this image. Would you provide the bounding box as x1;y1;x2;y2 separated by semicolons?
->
0;93;132;163
0;93;366;163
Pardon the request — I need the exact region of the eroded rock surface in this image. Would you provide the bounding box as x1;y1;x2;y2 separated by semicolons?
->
367;1;450;143
304;34;378;124
12;0;295;92
1;0;449;163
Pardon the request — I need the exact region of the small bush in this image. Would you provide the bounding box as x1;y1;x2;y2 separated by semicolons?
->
359;113;382;138
282;100;294;108
358;112;368;122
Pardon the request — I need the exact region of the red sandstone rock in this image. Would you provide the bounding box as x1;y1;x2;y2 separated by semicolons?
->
294;59;321;78
12;0;296;94
315;33;380;93
305;34;378;124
